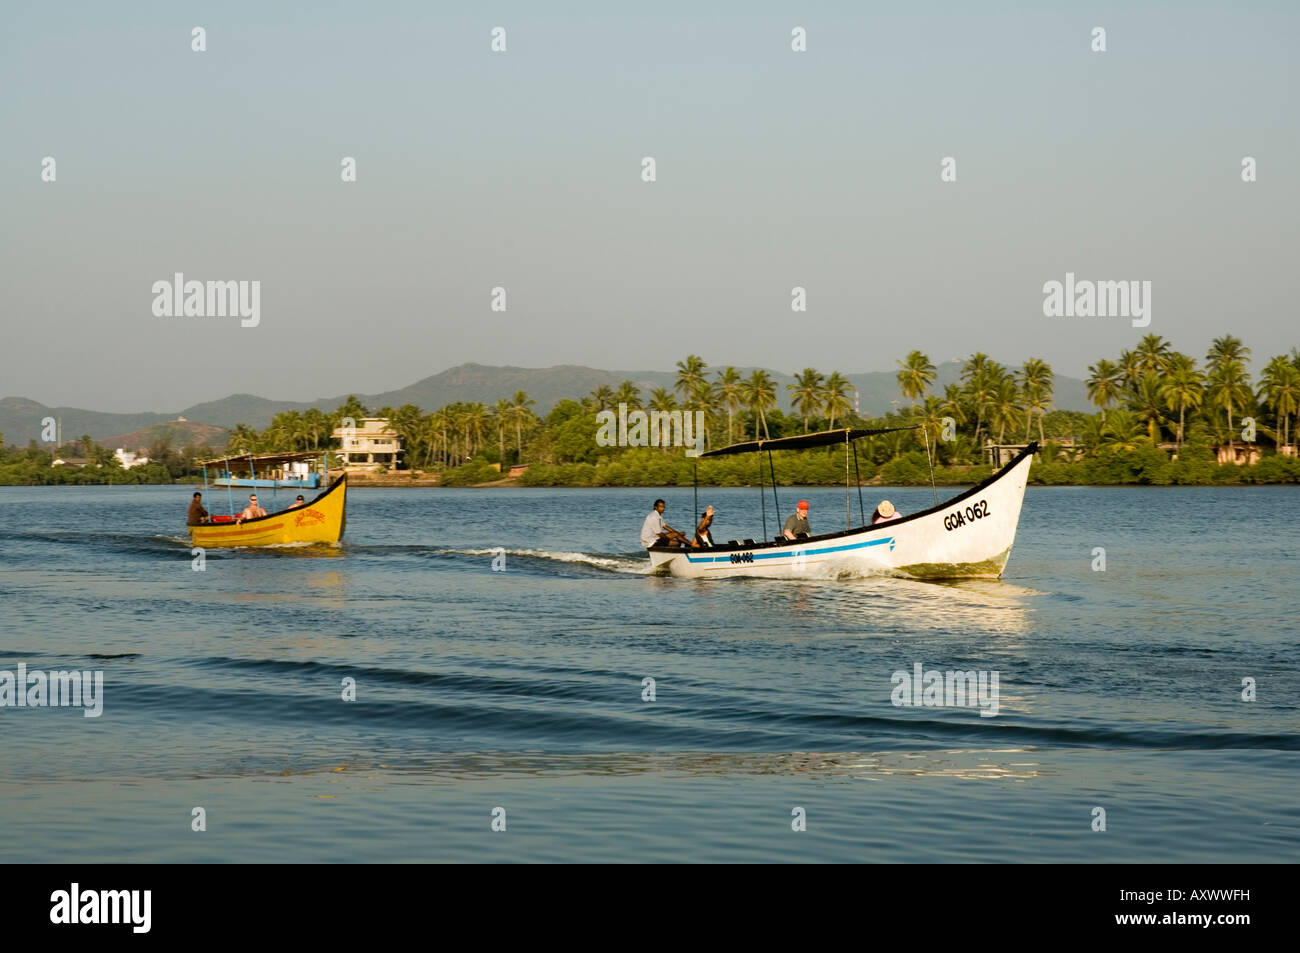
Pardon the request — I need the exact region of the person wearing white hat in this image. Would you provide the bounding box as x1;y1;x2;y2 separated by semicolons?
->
871;499;901;525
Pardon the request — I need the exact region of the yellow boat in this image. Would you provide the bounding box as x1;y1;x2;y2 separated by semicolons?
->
190;452;346;548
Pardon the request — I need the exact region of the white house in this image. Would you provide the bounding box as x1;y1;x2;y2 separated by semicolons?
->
332;418;404;471
114;449;150;469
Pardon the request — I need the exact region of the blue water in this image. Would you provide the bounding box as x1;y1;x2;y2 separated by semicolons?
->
1;484;1297;862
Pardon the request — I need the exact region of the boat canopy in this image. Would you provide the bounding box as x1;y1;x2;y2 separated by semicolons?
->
699;426;919;458
197;451;325;472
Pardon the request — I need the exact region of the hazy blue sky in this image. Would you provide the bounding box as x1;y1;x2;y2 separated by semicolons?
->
2;1;1296;411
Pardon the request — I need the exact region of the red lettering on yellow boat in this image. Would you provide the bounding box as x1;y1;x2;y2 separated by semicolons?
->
294;508;326;527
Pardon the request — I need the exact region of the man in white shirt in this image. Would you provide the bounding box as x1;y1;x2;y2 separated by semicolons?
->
641;499;685;548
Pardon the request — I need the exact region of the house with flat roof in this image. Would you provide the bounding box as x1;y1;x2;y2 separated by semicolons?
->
332;418;404;471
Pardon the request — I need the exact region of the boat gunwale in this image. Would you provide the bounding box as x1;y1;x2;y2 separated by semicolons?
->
647;442;1037;554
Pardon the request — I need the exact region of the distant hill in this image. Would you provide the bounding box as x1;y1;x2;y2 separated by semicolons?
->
1;360;1092;443
98;420;229;451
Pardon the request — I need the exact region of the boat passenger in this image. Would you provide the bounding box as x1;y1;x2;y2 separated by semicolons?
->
871;500;901;524
287;495;306;509
641;498;686;548
236;494;267;524
692;505;716;548
187;492;209;525
782;500;811;540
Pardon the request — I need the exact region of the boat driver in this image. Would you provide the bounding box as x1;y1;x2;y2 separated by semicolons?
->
641;499;686;548
782;500;811;540
187;491;209;525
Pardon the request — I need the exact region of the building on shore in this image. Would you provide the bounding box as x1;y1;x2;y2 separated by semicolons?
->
332;418;404;472
1212;442;1261;466
114;449;149;469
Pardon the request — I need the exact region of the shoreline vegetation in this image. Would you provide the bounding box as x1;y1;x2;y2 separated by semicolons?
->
4;336;1299;488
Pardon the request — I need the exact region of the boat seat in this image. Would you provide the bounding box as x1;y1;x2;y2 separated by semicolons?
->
742;538;755;545
727;540;740;547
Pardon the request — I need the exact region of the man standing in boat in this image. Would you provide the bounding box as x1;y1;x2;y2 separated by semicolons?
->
782;500;811;540
641;499;687;548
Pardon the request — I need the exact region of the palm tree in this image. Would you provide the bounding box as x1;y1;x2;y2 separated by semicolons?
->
1133;334;1174;377
332;395;369;428
1117;349;1142;393
1099;410;1145;453
492;399;512;464
1158;357;1204;448
674;355;708;405
1259;356;1300;449
613;380;642;409
991;376;1022;444
1207;360;1252;441
302;408;329;449
589;385;615;412
648;387;676;412
1018;358;1054;443
741;370;776;440
1207;335;1251;372
1086;359;1123;422
226;423;259;455
714;367;744;445
897;350;937;404
911;395;946;449
509;391;535;454
390;404;424;469
1126;372;1170;442
787;368;824;431
962;359;1003;444
822;372;852;430
939;384;968;437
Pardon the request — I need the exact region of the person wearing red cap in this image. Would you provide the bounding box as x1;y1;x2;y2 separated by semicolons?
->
783;500;811;540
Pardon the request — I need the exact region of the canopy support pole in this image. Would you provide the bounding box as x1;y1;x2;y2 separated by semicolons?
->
692;459;698;531
852;440;865;527
225;466;235;517
758;451;767;540
767;449;780;538
844;432;851;530
922;424;938;505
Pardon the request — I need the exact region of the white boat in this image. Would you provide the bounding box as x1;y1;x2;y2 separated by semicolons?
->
647;428;1036;580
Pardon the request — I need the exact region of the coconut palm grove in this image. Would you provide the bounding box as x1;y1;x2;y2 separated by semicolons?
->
4;335;1298;486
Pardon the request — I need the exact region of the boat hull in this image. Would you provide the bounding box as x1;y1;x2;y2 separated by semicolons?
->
189;475;346;548
647;446;1034;580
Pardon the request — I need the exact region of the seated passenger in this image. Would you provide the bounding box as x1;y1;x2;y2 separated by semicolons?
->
287;495;306;509
236;494;267;524
871;499;901;524
692;505;715;548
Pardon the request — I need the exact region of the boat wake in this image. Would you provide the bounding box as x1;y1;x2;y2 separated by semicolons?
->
423;547;650;575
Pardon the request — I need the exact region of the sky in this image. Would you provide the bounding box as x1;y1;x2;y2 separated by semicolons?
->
1;1;1296;411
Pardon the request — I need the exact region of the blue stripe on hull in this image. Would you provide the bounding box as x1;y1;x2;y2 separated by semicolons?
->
685;534;896;564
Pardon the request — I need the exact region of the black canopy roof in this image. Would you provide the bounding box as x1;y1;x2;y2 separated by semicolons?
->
698;426;919;458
